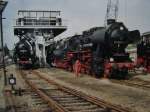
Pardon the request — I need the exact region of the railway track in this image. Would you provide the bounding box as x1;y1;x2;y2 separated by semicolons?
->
111;78;150;90
19;70;133;112
5;90;33;112
5;87;52;112
5;90;16;112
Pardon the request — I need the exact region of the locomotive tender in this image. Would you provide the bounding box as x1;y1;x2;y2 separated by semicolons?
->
50;20;140;79
137;32;150;73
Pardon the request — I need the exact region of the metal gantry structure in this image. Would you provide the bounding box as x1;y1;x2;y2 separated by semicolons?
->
105;0;119;25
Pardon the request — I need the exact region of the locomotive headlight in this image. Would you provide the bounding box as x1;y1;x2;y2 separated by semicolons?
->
110;58;114;62
29;58;32;63
120;26;124;30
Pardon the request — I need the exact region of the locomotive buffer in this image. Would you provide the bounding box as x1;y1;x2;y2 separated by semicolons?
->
13;10;67;66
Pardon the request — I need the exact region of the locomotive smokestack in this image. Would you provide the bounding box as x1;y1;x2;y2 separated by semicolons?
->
107;19;116;25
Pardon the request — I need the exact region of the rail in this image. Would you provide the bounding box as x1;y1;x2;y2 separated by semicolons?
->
111;78;150;90
20;70;133;112
4;90;16;112
20;70;69;112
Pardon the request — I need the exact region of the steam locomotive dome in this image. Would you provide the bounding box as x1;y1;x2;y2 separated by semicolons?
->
90;28;106;43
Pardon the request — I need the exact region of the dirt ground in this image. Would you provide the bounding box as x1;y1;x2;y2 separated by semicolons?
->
2;65;150;112
0;69;6;112
38;67;150;112
1;65;50;112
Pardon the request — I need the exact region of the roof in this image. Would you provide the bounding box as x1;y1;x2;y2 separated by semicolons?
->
18;10;61;13
18;10;61;17
142;31;150;36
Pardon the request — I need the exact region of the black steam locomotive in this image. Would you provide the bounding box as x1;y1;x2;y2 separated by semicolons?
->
49;20;140;79
14;35;39;68
137;34;150;73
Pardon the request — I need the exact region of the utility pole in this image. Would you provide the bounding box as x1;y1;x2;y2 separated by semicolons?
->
0;0;8;86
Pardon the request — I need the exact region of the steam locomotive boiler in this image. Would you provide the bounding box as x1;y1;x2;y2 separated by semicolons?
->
49;21;140;79
137;33;150;73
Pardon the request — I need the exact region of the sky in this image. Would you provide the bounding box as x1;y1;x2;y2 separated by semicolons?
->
2;0;150;49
